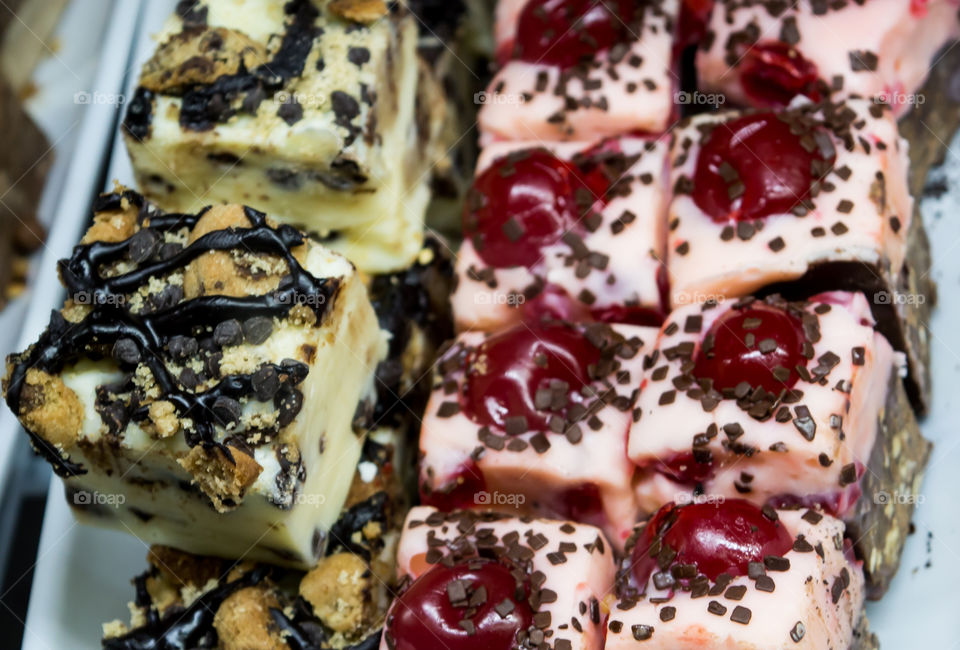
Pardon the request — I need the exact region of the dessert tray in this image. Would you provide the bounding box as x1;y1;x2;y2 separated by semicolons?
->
2;1;959;649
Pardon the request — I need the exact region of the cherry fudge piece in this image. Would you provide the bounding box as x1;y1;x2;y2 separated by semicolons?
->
419;321;655;549
628;292;929;597
697;0;960;116
103;424;410;650
606;500;877;649
479;0;680;143
383;507;617;650
452;137;669;332
2;189;388;568
667;99;931;412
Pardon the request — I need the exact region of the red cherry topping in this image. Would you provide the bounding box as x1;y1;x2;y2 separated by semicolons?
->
656;451;714;485
693;303;807;394
514;0;637;69
461;322;601;433
692;112;835;222
739;41;823;108
388;558;533;650
465;150;578;269
420;461;486;511
676;0;714;52
631;499;793;587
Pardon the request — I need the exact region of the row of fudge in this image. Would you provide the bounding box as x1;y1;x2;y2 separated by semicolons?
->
99;500;876;649
478;0;960;142
453;97;932;413
419;291;928;598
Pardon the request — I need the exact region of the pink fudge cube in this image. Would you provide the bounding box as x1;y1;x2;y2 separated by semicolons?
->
383;507;616;650
479;0;680;143
419;321;656;549
452;136;669;332
606;501;867;649
697;0;960;116
666;99;911;308
627;292;893;517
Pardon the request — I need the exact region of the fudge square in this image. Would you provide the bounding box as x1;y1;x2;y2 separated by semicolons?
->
123;0;435;273
451;136;669;333
666;99;931;412
419;320;655;550
606;500;873;649
382;507;617;650
628;292;930;597
697;0;960;115
479;0;680;143
2;188;388;568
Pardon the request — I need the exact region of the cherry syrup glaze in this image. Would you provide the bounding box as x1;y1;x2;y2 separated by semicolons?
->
630;499;793;589
387;558;533;650
461;322;601;432
692;112;836;222
675;0;714;53
512;0;639;69
420;460;486;511
654;451;715;485
739;41;823;108
693;302;807;395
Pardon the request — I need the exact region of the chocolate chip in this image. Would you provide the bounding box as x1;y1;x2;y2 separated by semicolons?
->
659;606;676;622
112;338;140;365
168;335;198;361
348;46;370;66
631;624;654;640
243;317;273;345
212;396;242;426
730;605;751;624
214;319;243;346
277;388;304;427
707;601;726;616
252;366;280;401
790;621;805;642
128;228;159;263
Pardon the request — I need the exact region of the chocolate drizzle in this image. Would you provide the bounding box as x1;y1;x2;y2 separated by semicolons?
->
4;192;338;476
102;566;270;650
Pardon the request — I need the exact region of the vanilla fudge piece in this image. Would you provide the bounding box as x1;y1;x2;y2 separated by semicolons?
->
419;320;654;549
606;500;875;649
628;292;930;597
479;0;680;143
382;507;616;650
667;99;931;411
103;424;410;650
122;0;440;273
697;0;960;116
452;137;669;332
3;188;388;568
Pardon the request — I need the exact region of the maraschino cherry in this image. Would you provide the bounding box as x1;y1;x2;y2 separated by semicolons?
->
693;303;807;394
514;0;637;69
388;558;533;650
631;499;793;588
461;322;600;432
739;41;822;108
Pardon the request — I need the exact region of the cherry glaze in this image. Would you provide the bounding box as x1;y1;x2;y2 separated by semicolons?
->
739;41;822;108
514;0;636;69
692;113;834;222
631;499;793;586
693;303;807;394
388;558;533;650
420;461;486;511
462;323;600;432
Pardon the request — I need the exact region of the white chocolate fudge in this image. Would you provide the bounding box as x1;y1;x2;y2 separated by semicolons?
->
452;137;669;333
383;507;616;650
697;0;960;115
3;189;387;568
419;321;655;549
479;0;680;143
123;0;440;273
102;424;411;649
628;292;892;516
607;503;868;649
